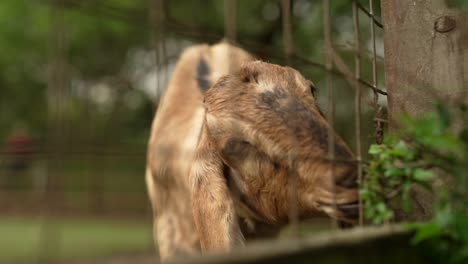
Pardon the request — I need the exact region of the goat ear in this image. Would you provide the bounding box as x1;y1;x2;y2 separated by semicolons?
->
190;124;244;251
240;63;259;83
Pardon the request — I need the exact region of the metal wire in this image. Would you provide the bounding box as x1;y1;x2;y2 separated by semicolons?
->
151;0;166;106
281;0;300;237
369;0;384;144
224;0;237;43
352;0;383;28
46;1;388;96
352;0;364;227
282;0;293;66
39;3;67;261
1;1;390;261
323;0;339;230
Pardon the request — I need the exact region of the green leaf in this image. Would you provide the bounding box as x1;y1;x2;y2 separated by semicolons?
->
454;213;468;241
373;215;382;224
402;190;412;212
415;180;433;192
423;135;462;155
394;140;407;149
384;168;404;177
368;144;383;155
412;222;444;244
434;206;453;228
383;210;394;220
413;169;434;181
392;140;408;155
437;103;452;129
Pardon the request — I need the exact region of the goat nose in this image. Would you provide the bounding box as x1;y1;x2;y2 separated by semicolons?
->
335;176;358;188
337;201;360;220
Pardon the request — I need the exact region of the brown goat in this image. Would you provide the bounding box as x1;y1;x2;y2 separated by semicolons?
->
146;42;358;261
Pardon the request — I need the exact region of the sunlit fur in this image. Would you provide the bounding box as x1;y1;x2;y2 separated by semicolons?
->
146;42;358;261
146;42;252;261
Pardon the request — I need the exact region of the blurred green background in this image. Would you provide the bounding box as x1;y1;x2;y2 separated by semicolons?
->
0;0;385;263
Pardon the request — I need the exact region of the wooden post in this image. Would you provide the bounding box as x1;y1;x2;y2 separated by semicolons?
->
381;1;468;221
173;226;424;264
381;1;468;127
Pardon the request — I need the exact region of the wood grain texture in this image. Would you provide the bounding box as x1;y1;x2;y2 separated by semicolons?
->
382;0;468;126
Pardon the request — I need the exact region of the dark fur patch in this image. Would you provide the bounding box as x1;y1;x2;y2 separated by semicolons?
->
223;164;266;222
259;89;352;160
259;88;288;109
335;171;358;188
240;66;259;83
196;57;211;92
222;138;251;159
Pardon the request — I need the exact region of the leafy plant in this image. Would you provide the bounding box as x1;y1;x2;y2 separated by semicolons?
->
405;103;468;264
362;102;468;263
361;137;434;224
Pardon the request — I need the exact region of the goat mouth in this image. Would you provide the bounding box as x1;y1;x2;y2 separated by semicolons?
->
318;201;360;221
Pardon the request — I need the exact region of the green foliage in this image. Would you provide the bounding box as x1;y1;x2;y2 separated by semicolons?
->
362;138;434;224
0;0;381;147
0;1;150;142
363;102;468;263
406;103;468;264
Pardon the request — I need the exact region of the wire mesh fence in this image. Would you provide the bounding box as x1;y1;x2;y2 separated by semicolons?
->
0;0;387;263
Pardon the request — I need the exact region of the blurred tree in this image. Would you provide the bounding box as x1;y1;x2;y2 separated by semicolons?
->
0;0;385;156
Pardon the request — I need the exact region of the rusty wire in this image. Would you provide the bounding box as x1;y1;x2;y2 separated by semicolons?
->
2;1;390;260
319;0;386;228
224;0;237;43
369;0;384;144
151;0;166;106
55;0;389;99
282;0;293;66
352;0;364;227
352;0;383;28
280;0;301;238
39;2;68;261
323;0;339;230
42;1;388;97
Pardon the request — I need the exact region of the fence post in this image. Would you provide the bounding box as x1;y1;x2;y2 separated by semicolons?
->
381;1;468;128
381;1;468;221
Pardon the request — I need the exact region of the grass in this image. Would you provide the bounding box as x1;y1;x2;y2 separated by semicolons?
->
0;216;153;263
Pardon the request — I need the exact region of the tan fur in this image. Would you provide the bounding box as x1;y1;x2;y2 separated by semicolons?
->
146;43;358;261
146;42;252;261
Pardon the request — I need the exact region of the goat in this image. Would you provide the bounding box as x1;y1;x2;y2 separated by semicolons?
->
146;42;358;261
